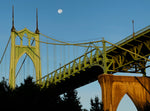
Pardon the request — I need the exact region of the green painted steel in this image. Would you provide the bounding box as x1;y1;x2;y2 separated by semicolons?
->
38;25;150;88
8;23;150;89
9;28;42;89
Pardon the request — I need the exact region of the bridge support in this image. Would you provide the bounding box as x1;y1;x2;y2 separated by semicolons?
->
9;28;42;89
98;74;150;111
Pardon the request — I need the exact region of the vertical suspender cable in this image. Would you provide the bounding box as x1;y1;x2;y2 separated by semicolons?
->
73;46;75;59
68;46;70;62
64;45;66;64
53;45;56;70
33;54;35;78
60;45;62;66
77;46;78;59
27;55;30;77
47;38;49;74
24;57;25;81
4;50;6;78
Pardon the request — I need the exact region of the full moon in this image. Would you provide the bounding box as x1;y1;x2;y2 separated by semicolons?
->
58;9;63;14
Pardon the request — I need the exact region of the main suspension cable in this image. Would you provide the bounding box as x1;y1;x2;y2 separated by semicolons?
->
20;33;103;47
40;33;104;45
40;33;68;44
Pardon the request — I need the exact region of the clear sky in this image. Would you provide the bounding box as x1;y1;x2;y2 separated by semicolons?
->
1;0;150;110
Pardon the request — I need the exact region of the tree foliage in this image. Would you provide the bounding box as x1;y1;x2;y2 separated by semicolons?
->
0;77;103;110
90;96;103;111
61;90;82;111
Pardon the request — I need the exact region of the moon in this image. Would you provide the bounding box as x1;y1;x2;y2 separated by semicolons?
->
58;9;63;14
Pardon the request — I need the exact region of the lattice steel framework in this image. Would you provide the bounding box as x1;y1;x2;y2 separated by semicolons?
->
39;25;150;89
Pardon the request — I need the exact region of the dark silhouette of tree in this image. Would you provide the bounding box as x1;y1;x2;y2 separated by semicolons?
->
0;76;101;111
90;96;103;111
60;90;83;111
0;77;10;105
11;76;41;107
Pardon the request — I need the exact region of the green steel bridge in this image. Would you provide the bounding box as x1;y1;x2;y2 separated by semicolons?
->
1;7;150;92
37;25;150;92
2;23;150;91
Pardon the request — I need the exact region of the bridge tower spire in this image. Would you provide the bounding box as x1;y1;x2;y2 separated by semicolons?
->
35;8;39;34
9;7;42;89
11;5;15;32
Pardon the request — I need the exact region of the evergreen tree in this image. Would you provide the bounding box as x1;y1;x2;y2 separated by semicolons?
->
0;77;95;110
90;96;103;111
61;90;82;111
12;76;41;107
0;77;10;105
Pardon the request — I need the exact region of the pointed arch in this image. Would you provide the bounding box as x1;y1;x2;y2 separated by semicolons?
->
15;51;36;75
98;74;150;111
15;50;36;69
127;91;143;111
15;53;36;85
113;92;127;111
9;28;42;89
117;94;137;111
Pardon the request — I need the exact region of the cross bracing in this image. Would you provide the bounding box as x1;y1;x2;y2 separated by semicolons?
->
1;11;150;90
35;25;150;91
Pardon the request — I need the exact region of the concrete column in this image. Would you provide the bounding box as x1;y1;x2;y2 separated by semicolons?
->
98;74;113;111
98;74;150;111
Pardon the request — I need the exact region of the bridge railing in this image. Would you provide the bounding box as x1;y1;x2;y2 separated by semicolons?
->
115;25;150;46
37;47;103;86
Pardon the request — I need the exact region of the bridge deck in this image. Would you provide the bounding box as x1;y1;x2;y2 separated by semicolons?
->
38;25;150;92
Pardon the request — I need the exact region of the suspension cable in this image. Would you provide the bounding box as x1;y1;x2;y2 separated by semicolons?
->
36;32;103;46
47;38;49;74
40;33;68;44
40;33;104;45
0;36;11;64
39;37;103;46
53;45;56;69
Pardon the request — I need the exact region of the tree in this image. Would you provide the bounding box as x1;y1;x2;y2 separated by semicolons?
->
90;96;103;111
12;76;41;107
0;77;10;105
61;90;82;111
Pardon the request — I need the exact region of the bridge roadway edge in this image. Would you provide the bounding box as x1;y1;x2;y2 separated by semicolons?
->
51;65;103;95
98;74;150;111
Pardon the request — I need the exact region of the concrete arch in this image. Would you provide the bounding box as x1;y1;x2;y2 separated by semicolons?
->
98;74;150;111
117;93;137;111
126;93;139;111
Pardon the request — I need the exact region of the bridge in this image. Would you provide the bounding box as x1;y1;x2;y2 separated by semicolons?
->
39;25;150;89
1;7;150;111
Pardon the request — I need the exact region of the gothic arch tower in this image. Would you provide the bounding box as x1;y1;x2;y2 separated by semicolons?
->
9;7;42;89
